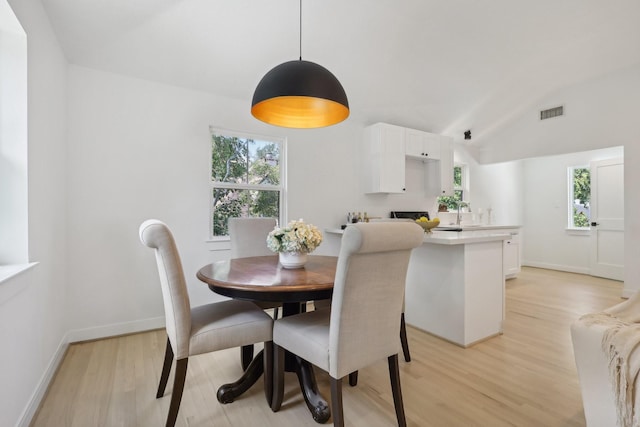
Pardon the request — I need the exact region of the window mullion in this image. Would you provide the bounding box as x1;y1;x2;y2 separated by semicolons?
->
211;182;281;192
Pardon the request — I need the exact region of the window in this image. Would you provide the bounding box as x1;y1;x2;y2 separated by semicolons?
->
568;166;590;229
437;164;467;210
209;127;285;238
1;0;29;267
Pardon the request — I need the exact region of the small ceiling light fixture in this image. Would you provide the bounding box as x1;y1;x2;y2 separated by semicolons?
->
464;130;471;140
251;0;349;128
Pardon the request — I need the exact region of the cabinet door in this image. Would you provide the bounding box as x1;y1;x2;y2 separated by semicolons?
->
405;129;423;158
439;136;454;195
423;133;441;159
504;233;521;278
424;135;454;196
405;129;441;160
363;124;406;194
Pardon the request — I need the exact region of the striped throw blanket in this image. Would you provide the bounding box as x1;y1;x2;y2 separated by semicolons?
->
581;294;640;427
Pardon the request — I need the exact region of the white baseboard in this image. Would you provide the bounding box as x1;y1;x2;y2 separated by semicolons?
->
66;316;165;343
16;335;68;427
524;261;634;299
16;316;165;427
622;288;637;299
522;261;590;275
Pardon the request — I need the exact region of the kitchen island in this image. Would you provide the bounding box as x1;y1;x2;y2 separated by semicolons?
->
325;227;511;347
405;230;510;347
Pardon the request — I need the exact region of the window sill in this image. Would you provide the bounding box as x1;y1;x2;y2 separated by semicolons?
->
0;262;38;284
206;238;231;252
565;228;591;236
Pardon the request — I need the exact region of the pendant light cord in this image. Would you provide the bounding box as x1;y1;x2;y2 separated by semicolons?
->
299;0;302;61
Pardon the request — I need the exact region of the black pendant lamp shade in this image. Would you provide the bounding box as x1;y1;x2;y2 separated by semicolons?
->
251;59;349;128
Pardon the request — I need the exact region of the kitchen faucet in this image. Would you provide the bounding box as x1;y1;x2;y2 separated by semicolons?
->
456;201;470;225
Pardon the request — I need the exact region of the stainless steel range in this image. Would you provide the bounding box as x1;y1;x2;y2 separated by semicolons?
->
389;211;430;221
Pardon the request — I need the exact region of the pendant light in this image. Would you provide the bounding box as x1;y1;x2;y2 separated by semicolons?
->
251;0;349;128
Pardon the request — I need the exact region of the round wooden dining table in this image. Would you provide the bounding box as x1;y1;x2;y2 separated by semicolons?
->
196;255;337;423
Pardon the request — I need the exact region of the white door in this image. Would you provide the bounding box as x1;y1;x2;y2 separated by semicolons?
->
590;158;624;281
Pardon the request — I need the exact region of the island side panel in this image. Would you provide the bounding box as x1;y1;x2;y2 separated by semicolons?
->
463;241;505;345
405;243;467;345
405;238;506;347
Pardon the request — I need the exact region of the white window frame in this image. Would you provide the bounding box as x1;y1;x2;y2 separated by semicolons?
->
454;163;468;201
1;1;33;282
567;165;590;230
209;127;287;241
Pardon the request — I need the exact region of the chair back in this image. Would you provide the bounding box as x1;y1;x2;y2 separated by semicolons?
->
329;222;423;378
139;219;191;359
228;217;277;258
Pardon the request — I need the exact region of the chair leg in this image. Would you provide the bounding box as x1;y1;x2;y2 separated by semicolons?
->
157;337;174;398
330;377;345;427
271;344;285;412
263;341;274;406
400;313;411;362
388;354;407;427
348;371;358;386
165;358;188;427
241;344;254;371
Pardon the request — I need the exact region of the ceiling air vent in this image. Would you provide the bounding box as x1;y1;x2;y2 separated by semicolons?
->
540;105;564;120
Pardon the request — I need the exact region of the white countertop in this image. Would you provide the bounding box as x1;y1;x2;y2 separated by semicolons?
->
424;230;511;245
325;227;511;245
435;224;521;231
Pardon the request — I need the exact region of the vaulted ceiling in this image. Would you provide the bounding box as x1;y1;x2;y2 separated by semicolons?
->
41;0;640;147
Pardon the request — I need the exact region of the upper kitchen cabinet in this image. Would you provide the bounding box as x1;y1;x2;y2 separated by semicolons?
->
424;135;454;196
439;135;454;195
363;123;406;194
362;123;454;195
405;129;441;160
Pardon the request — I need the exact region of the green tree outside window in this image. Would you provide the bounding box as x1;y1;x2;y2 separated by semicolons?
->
571;167;590;228
437;165;464;210
210;132;283;237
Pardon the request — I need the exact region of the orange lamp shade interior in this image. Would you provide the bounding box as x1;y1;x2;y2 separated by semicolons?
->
251;96;349;128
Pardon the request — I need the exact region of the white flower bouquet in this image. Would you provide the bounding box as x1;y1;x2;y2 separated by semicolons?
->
266;219;323;254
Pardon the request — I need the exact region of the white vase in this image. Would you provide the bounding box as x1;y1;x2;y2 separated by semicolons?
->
279;252;308;269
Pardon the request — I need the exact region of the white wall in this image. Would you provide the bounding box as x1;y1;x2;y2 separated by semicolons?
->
625;140;640;295
521;146;624;274
470;64;640;164
1;1;68;426
454;145;523;226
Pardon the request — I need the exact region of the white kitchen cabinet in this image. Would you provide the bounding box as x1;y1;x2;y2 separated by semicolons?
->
405;129;441;160
424;135;454;196
439;135;454;195
363;123;454;195
362;123;406;194
503;230;521;279
443;227;522;278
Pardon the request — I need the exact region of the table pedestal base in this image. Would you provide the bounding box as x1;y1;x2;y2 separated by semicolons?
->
217;350;330;423
217;350;264;403
293;355;330;423
217;301;331;424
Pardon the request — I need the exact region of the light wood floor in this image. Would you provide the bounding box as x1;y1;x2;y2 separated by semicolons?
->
31;267;623;427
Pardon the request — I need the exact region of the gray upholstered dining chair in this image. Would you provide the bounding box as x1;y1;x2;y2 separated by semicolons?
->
228;217;278;259
315;299;412;366
139;219;274;427
271;222;424;426
314;237;413;364
228;217;281;369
